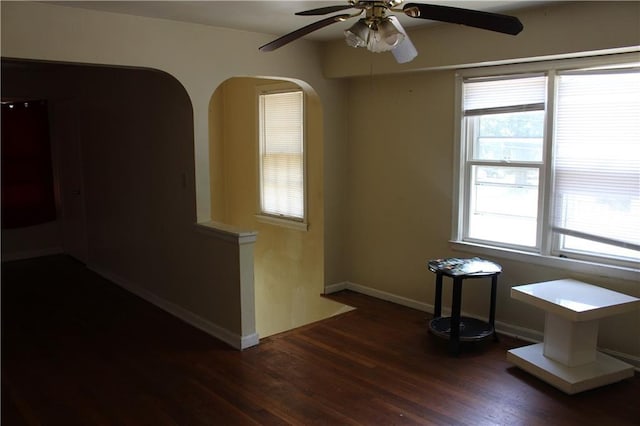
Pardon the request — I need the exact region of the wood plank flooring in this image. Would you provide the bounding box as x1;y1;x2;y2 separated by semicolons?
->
2;255;639;425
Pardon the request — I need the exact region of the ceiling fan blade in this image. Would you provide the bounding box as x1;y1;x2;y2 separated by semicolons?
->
403;3;523;35
295;5;354;16
259;14;351;52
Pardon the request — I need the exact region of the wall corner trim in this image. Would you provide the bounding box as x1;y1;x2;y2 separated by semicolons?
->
240;333;260;350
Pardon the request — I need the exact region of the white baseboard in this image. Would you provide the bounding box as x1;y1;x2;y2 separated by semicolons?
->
88;263;259;350
494;320;543;344
324;282;349;294
326;281;639;370
599;348;640;370
1;247;64;262
328;281;432;313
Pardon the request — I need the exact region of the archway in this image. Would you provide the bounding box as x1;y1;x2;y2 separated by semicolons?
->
209;77;351;338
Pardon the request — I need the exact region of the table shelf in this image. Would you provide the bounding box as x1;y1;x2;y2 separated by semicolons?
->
429;316;494;342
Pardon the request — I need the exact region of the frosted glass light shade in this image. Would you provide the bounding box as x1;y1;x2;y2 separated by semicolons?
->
344;19;370;48
377;16;404;48
343;15;415;62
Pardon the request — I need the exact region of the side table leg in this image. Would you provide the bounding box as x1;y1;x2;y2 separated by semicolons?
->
449;277;463;355
434;273;443;318
490;274;498;341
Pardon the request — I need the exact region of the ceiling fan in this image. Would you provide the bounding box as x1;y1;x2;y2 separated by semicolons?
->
259;1;523;63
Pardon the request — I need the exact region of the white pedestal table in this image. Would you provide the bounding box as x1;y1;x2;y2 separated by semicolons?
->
507;279;639;394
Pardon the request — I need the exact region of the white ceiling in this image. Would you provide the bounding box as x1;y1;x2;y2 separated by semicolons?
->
51;1;547;41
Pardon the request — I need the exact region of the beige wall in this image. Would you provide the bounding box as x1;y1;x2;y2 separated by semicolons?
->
344;69;640;357
337;2;640;359
0;60;249;338
1;1;350;347
2;1;638;359
321;4;640;361
210;77;350;337
345;71;456;302
0;1;350;223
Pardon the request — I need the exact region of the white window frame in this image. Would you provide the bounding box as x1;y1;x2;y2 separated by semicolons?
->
452;53;640;281
256;84;308;231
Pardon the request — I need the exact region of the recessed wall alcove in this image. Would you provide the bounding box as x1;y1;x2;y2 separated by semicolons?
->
209;77;351;338
1;59;196;265
0;59;259;346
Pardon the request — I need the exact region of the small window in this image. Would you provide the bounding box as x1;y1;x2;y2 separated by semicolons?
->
455;58;640;269
258;89;306;224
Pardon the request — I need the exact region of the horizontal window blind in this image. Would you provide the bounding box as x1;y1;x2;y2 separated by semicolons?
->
552;70;640;252
259;91;304;220
464;75;546;112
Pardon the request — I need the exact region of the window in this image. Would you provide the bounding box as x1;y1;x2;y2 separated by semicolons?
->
455;56;640;269
258;89;306;224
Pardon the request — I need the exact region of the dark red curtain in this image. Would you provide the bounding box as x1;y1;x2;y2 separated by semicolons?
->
1;100;56;229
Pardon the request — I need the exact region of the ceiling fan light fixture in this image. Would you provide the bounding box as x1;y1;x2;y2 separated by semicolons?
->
344;19;370;48
378;16;405;47
344;16;405;53
391;20;418;63
366;17;404;53
366;30;391;53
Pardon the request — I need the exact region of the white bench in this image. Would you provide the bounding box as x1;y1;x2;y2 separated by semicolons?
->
507;279;639;394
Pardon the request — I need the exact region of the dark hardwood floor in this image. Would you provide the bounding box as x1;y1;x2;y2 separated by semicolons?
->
2;255;638;425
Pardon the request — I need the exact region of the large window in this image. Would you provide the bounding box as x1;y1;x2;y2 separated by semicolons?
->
258;89;306;223
455;56;640;269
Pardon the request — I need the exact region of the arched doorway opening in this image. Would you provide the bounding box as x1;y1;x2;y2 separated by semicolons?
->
209;77;351;338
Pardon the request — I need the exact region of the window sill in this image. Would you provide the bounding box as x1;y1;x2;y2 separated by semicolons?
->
450;241;640;282
255;214;308;231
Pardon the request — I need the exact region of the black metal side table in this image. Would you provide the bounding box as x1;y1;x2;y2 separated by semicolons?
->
427;257;502;355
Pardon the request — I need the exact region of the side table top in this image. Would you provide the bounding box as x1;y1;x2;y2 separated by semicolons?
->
427;257;501;278
511;279;640;322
